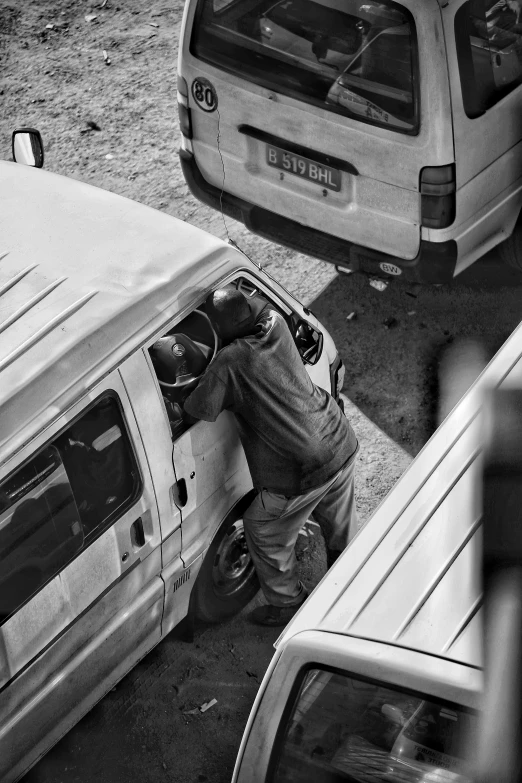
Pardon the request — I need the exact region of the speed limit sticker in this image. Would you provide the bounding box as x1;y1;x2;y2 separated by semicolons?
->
191;77;218;112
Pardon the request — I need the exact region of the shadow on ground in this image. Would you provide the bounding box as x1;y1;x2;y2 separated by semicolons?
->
310;251;522;455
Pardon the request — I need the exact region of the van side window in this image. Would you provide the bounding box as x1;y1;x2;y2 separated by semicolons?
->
149;309;218;440
232;277;323;366
54;396;140;540
0;395;140;623
269;668;477;782
455;0;522;117
149;279;324;440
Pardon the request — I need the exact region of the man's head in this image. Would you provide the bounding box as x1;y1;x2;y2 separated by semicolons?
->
206;288;256;344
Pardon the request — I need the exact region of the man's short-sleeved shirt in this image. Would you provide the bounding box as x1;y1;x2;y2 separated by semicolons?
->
184;307;358;495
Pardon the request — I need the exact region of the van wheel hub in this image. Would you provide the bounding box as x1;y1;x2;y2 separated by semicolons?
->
212;520;254;598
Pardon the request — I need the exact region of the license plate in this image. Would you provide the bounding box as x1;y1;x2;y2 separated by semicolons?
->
266;144;341;192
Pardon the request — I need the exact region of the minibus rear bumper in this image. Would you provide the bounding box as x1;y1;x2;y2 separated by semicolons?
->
180;149;458;285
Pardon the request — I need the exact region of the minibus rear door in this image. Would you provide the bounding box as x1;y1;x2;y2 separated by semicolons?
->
181;0;454;264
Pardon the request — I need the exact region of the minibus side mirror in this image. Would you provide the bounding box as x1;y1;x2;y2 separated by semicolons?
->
291;317;323;365
12;128;44;168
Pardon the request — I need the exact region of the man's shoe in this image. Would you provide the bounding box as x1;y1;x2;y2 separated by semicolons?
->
250;590;308;627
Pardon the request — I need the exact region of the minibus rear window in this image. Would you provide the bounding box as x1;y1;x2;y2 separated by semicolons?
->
191;0;419;134
455;0;522;117
269;667;475;782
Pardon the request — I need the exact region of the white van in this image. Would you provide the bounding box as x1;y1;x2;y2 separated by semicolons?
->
232;321;522;782
0;131;345;783
178;0;522;283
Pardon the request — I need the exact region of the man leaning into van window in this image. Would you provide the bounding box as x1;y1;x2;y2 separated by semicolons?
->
182;289;359;627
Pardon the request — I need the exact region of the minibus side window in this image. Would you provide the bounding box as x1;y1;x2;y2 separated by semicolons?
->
232;277;324;366
191;0;420;134
149;308;219;440
54;396;140;541
268;667;476;782
455;0;522;118
0;395;140;623
149;279;324;440
0;447;83;624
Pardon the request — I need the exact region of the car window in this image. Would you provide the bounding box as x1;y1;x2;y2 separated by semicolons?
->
191;0;419;134
149;308;218;440
269;667;476;782
0;395;140;623
455;0;522;117
232;277;324;366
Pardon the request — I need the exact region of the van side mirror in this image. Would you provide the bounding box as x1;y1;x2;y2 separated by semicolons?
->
12;128;44;168
292;318;323;365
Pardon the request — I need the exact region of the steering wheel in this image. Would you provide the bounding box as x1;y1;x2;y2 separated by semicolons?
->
157;309;218;391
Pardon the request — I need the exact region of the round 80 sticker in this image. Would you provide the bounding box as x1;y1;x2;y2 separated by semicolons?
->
192;77;218;112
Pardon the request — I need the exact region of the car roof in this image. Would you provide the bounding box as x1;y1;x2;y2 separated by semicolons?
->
0;162;239;465
277;319;522;669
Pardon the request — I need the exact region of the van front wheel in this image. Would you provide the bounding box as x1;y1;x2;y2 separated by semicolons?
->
499;227;522;272
193;512;259;623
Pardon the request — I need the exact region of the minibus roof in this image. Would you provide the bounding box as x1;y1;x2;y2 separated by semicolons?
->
0;162;237;464
277;320;522;670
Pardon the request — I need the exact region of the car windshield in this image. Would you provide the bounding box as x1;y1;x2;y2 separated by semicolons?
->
269;668;476;782
191;0;419;134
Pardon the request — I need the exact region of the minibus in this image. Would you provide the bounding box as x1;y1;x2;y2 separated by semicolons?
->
178;0;522;284
0;130;345;782
232;321;522;782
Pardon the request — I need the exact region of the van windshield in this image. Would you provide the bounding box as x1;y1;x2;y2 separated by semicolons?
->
270;668;475;782
190;0;419;134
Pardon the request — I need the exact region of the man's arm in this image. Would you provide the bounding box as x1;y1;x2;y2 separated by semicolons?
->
182;408;201;426
183;367;233;423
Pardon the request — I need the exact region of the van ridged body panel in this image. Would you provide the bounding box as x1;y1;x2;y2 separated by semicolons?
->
0;162;238;464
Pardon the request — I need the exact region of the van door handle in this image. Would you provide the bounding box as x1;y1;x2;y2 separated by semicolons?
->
130;517;146;548
172;479;188;509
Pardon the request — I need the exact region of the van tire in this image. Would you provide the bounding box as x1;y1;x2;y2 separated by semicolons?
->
499;226;522;272
193;499;259;623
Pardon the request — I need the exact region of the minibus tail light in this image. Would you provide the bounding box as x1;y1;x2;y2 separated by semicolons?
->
420;164;456;229
177;74;189;99
177;76;192;140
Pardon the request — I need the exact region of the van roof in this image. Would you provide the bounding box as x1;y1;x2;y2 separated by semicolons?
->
277;321;522;669
0;162;237;464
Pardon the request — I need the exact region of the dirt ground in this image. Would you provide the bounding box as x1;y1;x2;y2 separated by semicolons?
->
3;1;522;781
